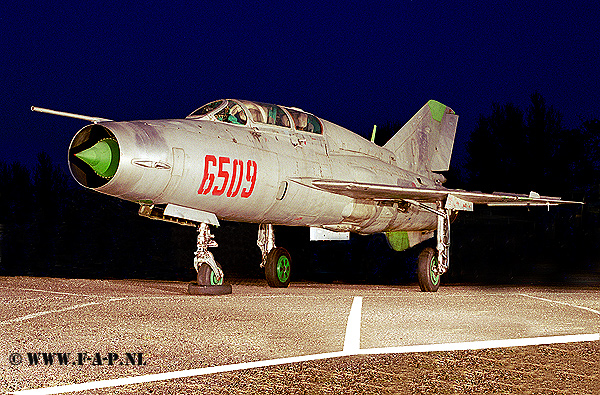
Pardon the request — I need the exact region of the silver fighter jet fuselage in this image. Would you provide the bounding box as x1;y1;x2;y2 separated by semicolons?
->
33;99;577;293
68;99;454;235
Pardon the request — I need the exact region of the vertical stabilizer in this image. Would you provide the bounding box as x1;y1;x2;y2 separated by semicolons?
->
383;100;458;175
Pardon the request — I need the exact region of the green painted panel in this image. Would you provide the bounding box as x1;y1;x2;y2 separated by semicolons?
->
427;100;446;122
385;231;410;252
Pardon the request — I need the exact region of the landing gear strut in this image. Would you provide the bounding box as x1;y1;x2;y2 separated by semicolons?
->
188;222;232;295
257;224;292;288
435;201;451;278
415;200;452;292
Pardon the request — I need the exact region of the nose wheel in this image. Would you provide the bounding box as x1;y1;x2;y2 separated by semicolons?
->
197;261;225;286
188;223;232;295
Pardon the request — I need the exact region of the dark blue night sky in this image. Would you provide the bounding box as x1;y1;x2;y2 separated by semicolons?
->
2;1;599;170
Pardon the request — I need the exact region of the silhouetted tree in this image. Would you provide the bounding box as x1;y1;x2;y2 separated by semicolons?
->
466;92;599;198
467;102;527;193
523;93;564;193
0;162;34;274
554;119;600;197
30;153;70;275
0;160;6;272
462;93;600;283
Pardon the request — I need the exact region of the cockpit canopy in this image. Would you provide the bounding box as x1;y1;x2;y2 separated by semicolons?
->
187;99;322;134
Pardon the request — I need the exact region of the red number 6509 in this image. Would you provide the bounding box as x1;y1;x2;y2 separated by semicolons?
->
198;155;257;198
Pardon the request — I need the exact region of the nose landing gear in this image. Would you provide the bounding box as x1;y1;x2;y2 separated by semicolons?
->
188;223;232;295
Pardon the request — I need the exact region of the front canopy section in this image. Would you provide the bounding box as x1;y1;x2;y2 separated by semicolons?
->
187;99;247;125
187;99;322;134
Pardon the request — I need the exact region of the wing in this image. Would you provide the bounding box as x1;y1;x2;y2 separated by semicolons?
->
310;179;581;210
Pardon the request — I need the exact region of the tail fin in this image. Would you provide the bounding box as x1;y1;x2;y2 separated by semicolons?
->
383;100;458;175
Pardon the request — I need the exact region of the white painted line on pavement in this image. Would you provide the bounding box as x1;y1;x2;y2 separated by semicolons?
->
519;293;600;316
0;302;102;325
343;296;363;352
0;298;127;326
0;286;99;298
10;351;349;395
358;333;600;355
11;333;599;394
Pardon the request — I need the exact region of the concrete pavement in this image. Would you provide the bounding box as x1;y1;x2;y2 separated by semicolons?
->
1;277;598;394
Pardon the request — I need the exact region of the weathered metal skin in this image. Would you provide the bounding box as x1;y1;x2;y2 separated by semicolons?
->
50;98;579;291
68;102;441;235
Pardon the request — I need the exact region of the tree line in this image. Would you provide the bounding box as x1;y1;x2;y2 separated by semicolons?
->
0;154;198;280
1;93;598;284
451;93;599;284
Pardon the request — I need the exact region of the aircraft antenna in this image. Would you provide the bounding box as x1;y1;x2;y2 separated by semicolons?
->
371;125;377;143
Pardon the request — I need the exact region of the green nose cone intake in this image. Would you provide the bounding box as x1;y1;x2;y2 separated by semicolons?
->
75;138;120;178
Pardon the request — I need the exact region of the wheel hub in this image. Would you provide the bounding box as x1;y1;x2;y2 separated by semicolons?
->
277;256;291;282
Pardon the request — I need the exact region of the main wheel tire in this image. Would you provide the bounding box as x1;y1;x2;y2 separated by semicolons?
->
265;247;292;288
418;247;440;292
197;261;224;286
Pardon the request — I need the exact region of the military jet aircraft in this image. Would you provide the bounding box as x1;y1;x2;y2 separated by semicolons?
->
32;100;578;294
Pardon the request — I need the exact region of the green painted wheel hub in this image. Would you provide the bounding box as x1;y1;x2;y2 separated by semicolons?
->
277;255;290;283
430;255;440;286
210;270;223;285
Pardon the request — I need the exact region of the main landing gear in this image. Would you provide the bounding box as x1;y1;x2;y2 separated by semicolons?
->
188;222;291;295
258;224;292;288
416;201;452;292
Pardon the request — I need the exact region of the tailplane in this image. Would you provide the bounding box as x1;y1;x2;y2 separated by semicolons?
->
383;100;458;175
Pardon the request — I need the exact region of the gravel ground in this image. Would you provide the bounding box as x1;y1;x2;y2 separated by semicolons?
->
82;341;600;394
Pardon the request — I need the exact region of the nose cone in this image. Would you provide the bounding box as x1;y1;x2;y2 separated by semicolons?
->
75;138;120;178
